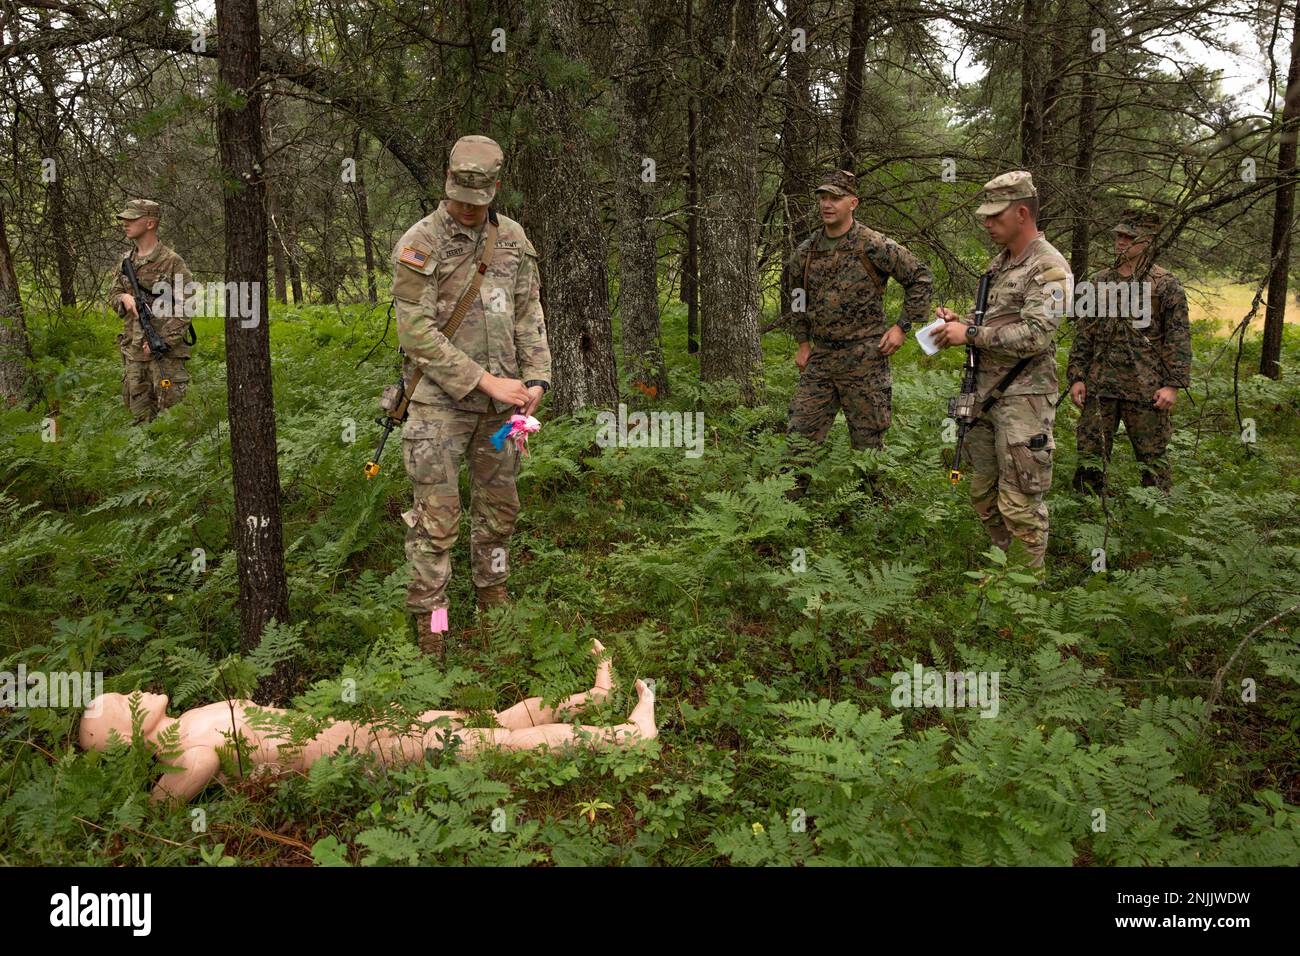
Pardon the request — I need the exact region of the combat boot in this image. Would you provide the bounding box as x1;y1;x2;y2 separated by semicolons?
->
476;584;510;612
413;612;448;659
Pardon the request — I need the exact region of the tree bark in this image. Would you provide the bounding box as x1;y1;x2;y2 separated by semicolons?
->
517;0;618;415
1069;15;1099;279
838;0;869;171
696;0;763;399
612;2;668;398
683;0;700;355
1020;0;1045;175
780;0;815;327
36;40;76;308
0;200;33;404
351;129;378;305
215;0;293;703
286;206;304;305
1037;0;1070;230
1262;0;1300;380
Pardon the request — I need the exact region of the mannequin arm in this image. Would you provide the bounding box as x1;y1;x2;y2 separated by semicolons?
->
152;746;221;803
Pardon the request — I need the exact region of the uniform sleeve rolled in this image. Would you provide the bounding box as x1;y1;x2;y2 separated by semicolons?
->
393;253;485;401
1159;274;1192;388
975;262;1069;357
108;264;129;314
865;235;933;326
513;246;551;383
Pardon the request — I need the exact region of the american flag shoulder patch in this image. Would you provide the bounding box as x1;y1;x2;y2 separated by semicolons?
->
399;246;429;268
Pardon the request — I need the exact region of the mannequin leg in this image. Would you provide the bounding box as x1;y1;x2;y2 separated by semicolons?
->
493;640;613;729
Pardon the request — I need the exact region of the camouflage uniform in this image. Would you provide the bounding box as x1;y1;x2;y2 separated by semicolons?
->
961;172;1072;567
392;136;551;625
107;200;193;424
785;169;932;463
1068;212;1191;494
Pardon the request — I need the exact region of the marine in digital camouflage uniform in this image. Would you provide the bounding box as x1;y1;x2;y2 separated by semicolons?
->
1068;210;1191;494
935;171;1072;568
391;135;551;654
107;200;194;424
783;169;933;496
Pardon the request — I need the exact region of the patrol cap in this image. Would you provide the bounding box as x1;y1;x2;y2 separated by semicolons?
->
814;169;858;198
975;171;1037;216
116;199;161;221
1114;209;1161;237
445;135;504;205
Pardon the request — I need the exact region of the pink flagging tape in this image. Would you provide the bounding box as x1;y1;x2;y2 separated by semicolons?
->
430;607;449;633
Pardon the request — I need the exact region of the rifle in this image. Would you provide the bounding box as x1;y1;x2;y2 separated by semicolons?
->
365;364;422;478
365;208;499;478
121;259;171;358
947;271;1034;485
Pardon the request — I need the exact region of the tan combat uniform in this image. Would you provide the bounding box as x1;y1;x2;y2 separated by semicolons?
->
961;172;1072;566
107;231;194;424
1068;211;1192;494
392;137;550;624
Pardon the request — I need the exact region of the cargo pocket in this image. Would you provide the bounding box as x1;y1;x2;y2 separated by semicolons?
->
402;419;449;487
1008;435;1053;495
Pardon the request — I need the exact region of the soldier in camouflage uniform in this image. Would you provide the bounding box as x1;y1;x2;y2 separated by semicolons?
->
935;171;1072;568
107;200;194;424
783;169;933;497
1068;210;1191;494
391;135;551;655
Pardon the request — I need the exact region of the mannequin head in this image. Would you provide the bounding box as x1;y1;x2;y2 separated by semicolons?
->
79;692;169;750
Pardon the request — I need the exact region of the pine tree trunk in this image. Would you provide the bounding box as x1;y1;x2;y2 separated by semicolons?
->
696;0;763;400
287;208;304;305
36;41;76;308
684;0;700;355
1020;0;1045;174
517;0;618;415
839;0;869;170
612;2;668;398
781;0;815;325
351;129;378;305
215;0;293;703
0;200;33;404
1069;18;1099;279
1262;0;1300;380
1037;0;1071;230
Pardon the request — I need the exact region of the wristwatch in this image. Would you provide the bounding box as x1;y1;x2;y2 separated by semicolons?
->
525;380;549;394
895;320;912;334
966;325;979;342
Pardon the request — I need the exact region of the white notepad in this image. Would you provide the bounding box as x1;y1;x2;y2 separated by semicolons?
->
916;317;948;355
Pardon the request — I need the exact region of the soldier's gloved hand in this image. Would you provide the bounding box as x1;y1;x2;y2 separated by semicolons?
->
878;325;905;356
1153;386;1178;411
795;341;812;371
479;372;530;408
1070;381;1086;408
